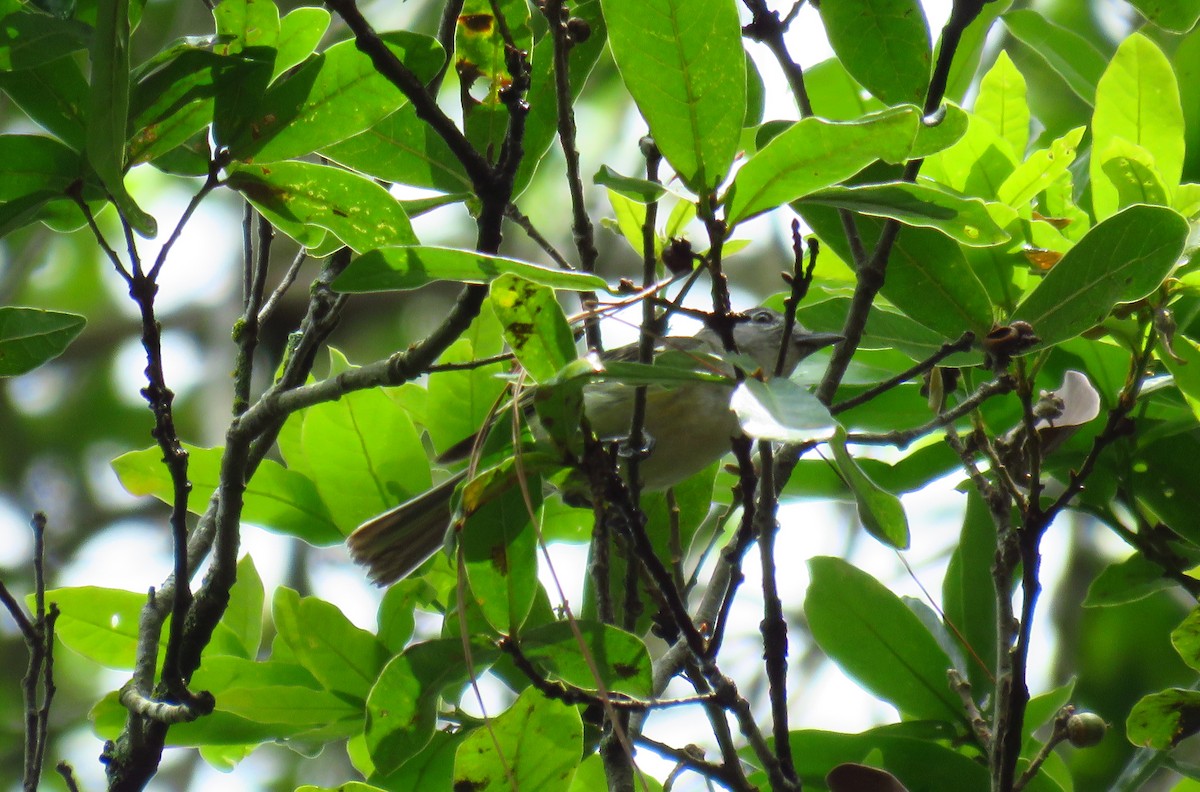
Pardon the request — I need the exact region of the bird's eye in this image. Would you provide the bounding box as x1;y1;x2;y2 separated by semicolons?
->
751;310;775;324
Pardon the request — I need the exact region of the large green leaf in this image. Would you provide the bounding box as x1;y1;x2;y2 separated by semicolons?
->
490;274;577;384
225;161;416;253
366;637;499;774
942;491;998;696
0;306;85;376
996;126;1084;209
110;444;341;545
830;429;910;549
322;103;471;193
1012;205;1188;347
877;223;995;338
601;0;744;191
462;484;540;635
87;0;154;236
1127;0;1200;32
1091;33;1184;220
769;729;989;790
127;48;223;167
210;0;277;149
1128;688;1200;749
293;349;431;531
457;0;532;161
818;0;931;107
453;687;582;792
974;49;1029;158
1001;10;1106;105
272;587;391;701
228;31;444;163
518;620;653;697
333;246;609;293
727;106;921;226
796;181;1013;246
0;6;91;70
1084;553;1174;608
272;6;330;82
37;586;159;669
805;556;963;723
0;58;88;151
731;377;836;442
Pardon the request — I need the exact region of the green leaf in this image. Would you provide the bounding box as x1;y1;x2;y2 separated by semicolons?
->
322;103;471;193
1128;688;1200;748
0;135;83;200
453;687;582;792
295;350;430;531
829;429;910;549
462;484;540;634
1091;33;1184;220
228;31;444;163
996;126;1084;209
333;246;609;293
210;0;276;148
0;6;91;70
0;306;85;376
817;0;931;106
592;164;667;203
601;0;744;191
38;586;157;669
87;0;154;236
366;637;499;774
422;303;510;454
225;161;416;253
272;587;391;701
923;110;1016;201
1012;205;1188;347
776;729;988;790
805;557;960;722
796;181;1013;246
1084;553;1174;608
727;106;921;226
214;555;265;659
973;49;1028;157
490;274;577;384
1002;10;1107;105
876;223;995;338
730;378;836;442
110;444;341;545
1161;336;1200;423
802;57;881;121
213;0;280;54
795;295;970;364
0;57;89;150
1171;605;1200;672
457;0;532;160
942;491;998;695
127;48;221;167
520;620;653;697
1127;0;1200;32
1098;138;1171;210
1135;432;1200;547
272;6;330;82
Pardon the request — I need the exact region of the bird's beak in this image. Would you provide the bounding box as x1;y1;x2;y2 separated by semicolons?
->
795;332;844;352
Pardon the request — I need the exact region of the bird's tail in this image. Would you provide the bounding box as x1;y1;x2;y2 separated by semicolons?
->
346;471;466;585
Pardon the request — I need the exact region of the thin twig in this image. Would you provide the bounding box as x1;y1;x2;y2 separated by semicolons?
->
829;331;976;415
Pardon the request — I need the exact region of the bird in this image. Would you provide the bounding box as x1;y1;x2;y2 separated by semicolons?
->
347;307;842;585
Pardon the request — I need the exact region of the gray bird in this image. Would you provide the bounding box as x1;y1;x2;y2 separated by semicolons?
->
347;307;841;585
